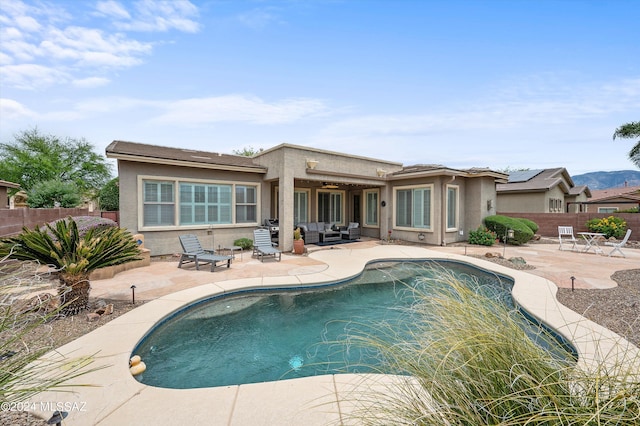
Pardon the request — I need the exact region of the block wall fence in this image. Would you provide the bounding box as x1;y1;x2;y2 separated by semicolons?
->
498;212;639;239
0;208;102;237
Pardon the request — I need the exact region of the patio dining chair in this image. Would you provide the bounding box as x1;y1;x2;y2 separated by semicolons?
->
178;234;232;272
558;226;578;251
604;229;632;258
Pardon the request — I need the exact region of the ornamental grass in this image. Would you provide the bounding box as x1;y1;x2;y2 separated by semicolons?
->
344;267;640;425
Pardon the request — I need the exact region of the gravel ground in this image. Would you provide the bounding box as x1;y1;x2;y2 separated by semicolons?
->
2;257;639;426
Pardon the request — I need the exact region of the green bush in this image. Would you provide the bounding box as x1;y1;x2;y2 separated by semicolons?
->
233;237;253;250
517;217;539;234
99;177;119;211
26;179;81;208
484;215;533;245
586;216;627;239
468;227;497;246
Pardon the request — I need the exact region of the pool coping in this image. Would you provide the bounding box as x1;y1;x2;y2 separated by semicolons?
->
26;245;639;425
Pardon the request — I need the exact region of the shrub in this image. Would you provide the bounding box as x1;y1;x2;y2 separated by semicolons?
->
233;238;253;250
468;226;497;246
0;256;104;403
1;217;141;315
99;177;119;211
350;268;640;425
586;216;627;239
517;217;539;234
26;179;81;208
484;215;533;245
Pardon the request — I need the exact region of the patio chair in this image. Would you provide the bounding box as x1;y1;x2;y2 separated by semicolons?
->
604;229;632;258
253;229;282;262
340;222;361;240
558;226;578;251
178;234;232;272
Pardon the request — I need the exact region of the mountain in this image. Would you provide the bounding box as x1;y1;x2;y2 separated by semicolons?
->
572;170;640;190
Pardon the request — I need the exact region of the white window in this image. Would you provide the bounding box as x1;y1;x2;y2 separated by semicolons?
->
598;207;618;213
141;177;258;228
143;181;175;226
235;185;257;223
394;185;432;230
294;190;309;224
180;183;232;225
446;185;459;231
318;190;344;224
364;189;379;227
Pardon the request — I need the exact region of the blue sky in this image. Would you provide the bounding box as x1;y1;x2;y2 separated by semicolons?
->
1;0;639;176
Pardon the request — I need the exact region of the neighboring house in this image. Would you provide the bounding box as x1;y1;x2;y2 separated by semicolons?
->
0;180;20;209
106;141;507;256
586;185;640;213
496;168;591;213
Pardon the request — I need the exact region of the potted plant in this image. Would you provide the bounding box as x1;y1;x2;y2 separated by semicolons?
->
293;227;305;254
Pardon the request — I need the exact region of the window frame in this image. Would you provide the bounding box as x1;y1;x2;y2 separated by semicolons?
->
363;188;379;227
393;184;434;231
317;189;345;226
446;184;459;232
138;175;260;231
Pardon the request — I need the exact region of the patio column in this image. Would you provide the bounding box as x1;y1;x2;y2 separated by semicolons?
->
278;163;295;252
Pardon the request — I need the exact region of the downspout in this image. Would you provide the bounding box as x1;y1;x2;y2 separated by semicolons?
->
441;175;456;246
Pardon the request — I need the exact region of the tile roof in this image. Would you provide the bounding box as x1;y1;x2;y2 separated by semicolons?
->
105;140;266;172
589;185;640;202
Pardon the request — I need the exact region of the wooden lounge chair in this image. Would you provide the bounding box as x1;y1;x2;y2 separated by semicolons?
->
178;234;232;272
558;226;578;251
253;229;282;262
605;229;632;258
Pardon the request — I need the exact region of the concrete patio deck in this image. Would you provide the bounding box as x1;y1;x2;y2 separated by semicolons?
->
25;240;640;425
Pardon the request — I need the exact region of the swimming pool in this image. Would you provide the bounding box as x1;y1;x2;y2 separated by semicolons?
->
132;260;575;389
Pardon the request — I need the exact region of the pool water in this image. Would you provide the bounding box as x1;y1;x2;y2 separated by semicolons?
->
133;260;572;389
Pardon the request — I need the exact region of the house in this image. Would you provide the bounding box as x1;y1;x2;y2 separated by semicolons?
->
106;141;507;256
496;168;591;213
0;180;20;209
586;185;640;213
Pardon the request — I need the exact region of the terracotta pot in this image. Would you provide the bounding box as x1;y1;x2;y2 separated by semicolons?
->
293;239;305;254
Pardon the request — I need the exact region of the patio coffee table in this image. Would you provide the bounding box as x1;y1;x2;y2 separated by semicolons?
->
320;231;341;243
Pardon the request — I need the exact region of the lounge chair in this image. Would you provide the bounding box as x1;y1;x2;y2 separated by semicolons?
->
558;226;578;251
604;229;632;258
340;222;361;240
253;229;282;262
178;234;232;272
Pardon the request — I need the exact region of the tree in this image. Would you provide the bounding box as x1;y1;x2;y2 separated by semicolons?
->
99;177;119;211
0;217;141;316
613;121;640;168
0;128;113;196
232;146;263;156
26;179;82;208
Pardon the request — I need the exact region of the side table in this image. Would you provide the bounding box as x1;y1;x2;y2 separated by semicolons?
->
222;245;243;261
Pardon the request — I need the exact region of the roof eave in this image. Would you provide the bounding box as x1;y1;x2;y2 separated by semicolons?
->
106;152;267;174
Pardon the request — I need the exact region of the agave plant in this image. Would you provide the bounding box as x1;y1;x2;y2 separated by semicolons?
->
0;217;141;316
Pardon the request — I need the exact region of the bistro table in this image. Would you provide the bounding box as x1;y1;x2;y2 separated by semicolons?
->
577;232;605;255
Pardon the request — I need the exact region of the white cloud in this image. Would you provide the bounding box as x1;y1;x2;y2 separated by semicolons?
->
0;98;36;120
110;0;201;33
0;0;199;90
95;0;131;20
0;64;69;90
150;95;330;125
72;77;111;88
